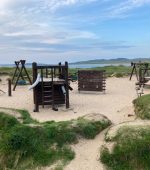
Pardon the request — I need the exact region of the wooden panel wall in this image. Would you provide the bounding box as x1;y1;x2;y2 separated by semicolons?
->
78;70;106;92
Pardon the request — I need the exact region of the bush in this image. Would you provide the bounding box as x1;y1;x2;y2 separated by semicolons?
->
133;94;150;119
0;123;75;169
115;73;124;78
100;127;150;170
0;112;20;130
76;118;110;139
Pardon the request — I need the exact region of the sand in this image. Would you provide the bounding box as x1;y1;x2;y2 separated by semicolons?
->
0;76;139;123
0;76;149;170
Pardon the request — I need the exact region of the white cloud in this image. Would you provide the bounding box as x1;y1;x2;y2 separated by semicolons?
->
107;0;150;18
44;0;97;11
0;0;149;64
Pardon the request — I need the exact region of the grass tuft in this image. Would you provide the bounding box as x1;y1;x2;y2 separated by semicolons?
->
100;127;150;170
0;112;20;130
17;109;38;124
133;94;150;119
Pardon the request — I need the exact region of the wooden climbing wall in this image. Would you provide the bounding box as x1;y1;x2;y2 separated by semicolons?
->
78;70;106;92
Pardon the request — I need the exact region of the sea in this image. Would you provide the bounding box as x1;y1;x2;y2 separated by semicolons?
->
69;63;130;68
0;63;130;69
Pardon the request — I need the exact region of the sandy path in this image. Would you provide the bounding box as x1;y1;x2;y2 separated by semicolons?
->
64;78;145;170
65;129;107;170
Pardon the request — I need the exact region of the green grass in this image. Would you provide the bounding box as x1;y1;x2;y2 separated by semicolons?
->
0;65;131;78
0;112;20;130
0;113;74;170
17;109;38;124
69;65;131;78
92;65;131;77
100;127;150;170
133;94;150;119
76;117;110;139
0;108;38;124
0;67;15;75
0;111;111;170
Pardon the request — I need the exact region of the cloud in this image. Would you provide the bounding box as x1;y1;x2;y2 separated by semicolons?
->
43;0;98;11
0;0;149;64
107;0;150;18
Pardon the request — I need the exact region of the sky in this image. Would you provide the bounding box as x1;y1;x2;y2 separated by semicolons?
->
0;0;150;64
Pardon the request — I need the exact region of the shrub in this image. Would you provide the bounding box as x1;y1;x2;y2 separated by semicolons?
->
133;94;150;119
100;127;150;170
0;112;20;130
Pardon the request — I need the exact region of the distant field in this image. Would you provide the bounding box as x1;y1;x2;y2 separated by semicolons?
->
0;65;132;78
69;65;131;78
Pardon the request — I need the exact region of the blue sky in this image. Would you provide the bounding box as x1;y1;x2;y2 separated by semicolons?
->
0;0;150;64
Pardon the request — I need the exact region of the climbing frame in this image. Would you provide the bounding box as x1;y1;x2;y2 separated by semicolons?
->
32;62;70;112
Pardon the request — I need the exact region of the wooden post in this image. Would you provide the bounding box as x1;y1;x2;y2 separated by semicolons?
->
134;64;139;81
130;63;136;80
139;67;143;87
8;79;12;96
51;68;55;110
65;61;69;108
13;66;23;91
46;68;48;78
41;68;44;108
32;62;39;112
20;60;32;84
58;62;61;78
12;61;19;83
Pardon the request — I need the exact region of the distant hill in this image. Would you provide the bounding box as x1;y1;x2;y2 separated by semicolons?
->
1;58;150;67
70;58;150;64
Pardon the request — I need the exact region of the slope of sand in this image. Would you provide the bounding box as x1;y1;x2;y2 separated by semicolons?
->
1;76;148;170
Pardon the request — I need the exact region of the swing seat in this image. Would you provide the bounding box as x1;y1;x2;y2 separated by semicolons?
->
17;80;26;85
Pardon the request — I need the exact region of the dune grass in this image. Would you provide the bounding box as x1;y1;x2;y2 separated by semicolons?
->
0;67;16;75
17;109;38;124
133;94;150;119
0;113;75;170
0;111;111;170
100;127;150;170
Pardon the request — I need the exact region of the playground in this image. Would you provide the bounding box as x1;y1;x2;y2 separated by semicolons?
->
0;75;139;124
1;61;150;170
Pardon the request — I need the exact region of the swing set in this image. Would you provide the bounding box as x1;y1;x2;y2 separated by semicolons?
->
12;60;32;91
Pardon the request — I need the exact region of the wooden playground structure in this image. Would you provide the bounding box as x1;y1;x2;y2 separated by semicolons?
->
31;62;70;112
129;62;149;81
131;62;150;96
138;65;150;86
129;61;150;85
78;70;106;92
